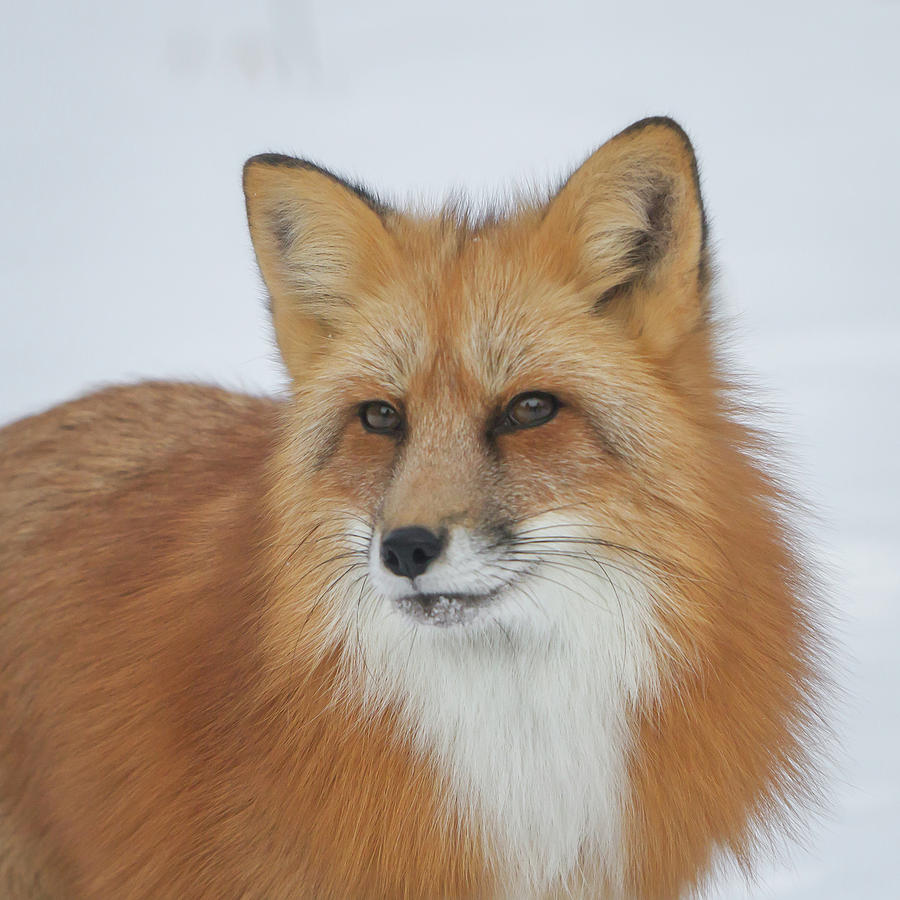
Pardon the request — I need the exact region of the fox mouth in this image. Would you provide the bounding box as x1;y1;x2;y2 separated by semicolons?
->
395;590;503;626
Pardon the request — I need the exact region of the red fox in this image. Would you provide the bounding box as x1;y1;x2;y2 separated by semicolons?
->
0;117;826;898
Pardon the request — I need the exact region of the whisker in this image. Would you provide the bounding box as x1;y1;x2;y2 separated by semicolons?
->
502;502;595;528
510;566;615;616
492;562;554;626
352;573;377;686
508;534;722;594
502;548;648;585
512;533;671;569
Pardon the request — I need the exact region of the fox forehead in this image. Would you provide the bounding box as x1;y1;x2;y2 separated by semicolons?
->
326;262;623;402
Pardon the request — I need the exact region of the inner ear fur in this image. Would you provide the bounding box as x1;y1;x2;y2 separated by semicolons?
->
243;155;394;375
542;117;710;355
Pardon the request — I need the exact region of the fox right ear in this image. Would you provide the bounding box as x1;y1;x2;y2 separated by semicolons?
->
541;118;710;359
243;155;394;374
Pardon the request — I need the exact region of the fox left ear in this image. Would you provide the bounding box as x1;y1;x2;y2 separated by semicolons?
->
243;155;395;377
542;117;711;356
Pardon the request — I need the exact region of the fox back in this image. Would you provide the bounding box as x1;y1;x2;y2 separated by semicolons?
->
0;118;826;899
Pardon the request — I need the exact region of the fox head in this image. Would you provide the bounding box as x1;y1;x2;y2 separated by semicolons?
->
244;118;718;638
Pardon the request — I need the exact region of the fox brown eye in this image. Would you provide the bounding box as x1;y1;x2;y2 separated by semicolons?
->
505;392;559;430
360;401;403;434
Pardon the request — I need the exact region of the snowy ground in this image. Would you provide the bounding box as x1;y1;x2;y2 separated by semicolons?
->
1;2;898;896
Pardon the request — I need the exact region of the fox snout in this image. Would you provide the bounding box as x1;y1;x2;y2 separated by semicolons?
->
368;518;525;626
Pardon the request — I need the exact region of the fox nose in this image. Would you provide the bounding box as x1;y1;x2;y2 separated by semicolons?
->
381;527;444;579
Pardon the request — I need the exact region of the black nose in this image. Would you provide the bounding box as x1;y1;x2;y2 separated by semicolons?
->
381;526;444;579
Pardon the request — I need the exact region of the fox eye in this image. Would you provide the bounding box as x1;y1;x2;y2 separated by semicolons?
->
360;400;403;435
504;392;559;430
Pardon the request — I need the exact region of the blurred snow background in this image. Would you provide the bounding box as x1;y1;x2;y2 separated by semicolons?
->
1;1;897;895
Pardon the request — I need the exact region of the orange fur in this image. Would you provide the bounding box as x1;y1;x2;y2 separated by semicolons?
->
0;119;826;898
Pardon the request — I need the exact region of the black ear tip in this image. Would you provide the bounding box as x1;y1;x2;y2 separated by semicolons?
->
243;154;311;189
245;153;305;170
617;116;696;155
241;156;389;219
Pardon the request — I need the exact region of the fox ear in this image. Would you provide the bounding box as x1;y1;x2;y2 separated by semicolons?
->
543;117;710;356
243;155;393;374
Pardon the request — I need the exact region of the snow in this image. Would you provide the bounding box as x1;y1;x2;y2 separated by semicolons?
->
1;1;898;895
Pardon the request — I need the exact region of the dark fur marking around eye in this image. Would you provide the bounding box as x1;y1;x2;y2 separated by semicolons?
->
311;420;345;471
586;417;626;462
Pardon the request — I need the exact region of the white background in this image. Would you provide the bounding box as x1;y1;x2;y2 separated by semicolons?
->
1;2;898;896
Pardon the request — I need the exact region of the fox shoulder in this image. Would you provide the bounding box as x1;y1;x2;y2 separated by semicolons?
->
0;382;279;549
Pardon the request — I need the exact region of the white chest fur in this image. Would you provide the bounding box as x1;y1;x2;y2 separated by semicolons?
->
406;633;636;896
347;545;660;897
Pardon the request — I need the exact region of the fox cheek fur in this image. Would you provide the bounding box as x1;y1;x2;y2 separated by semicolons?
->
0;117;828;899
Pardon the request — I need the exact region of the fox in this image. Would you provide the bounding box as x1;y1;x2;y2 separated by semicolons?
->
0;117;827;899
